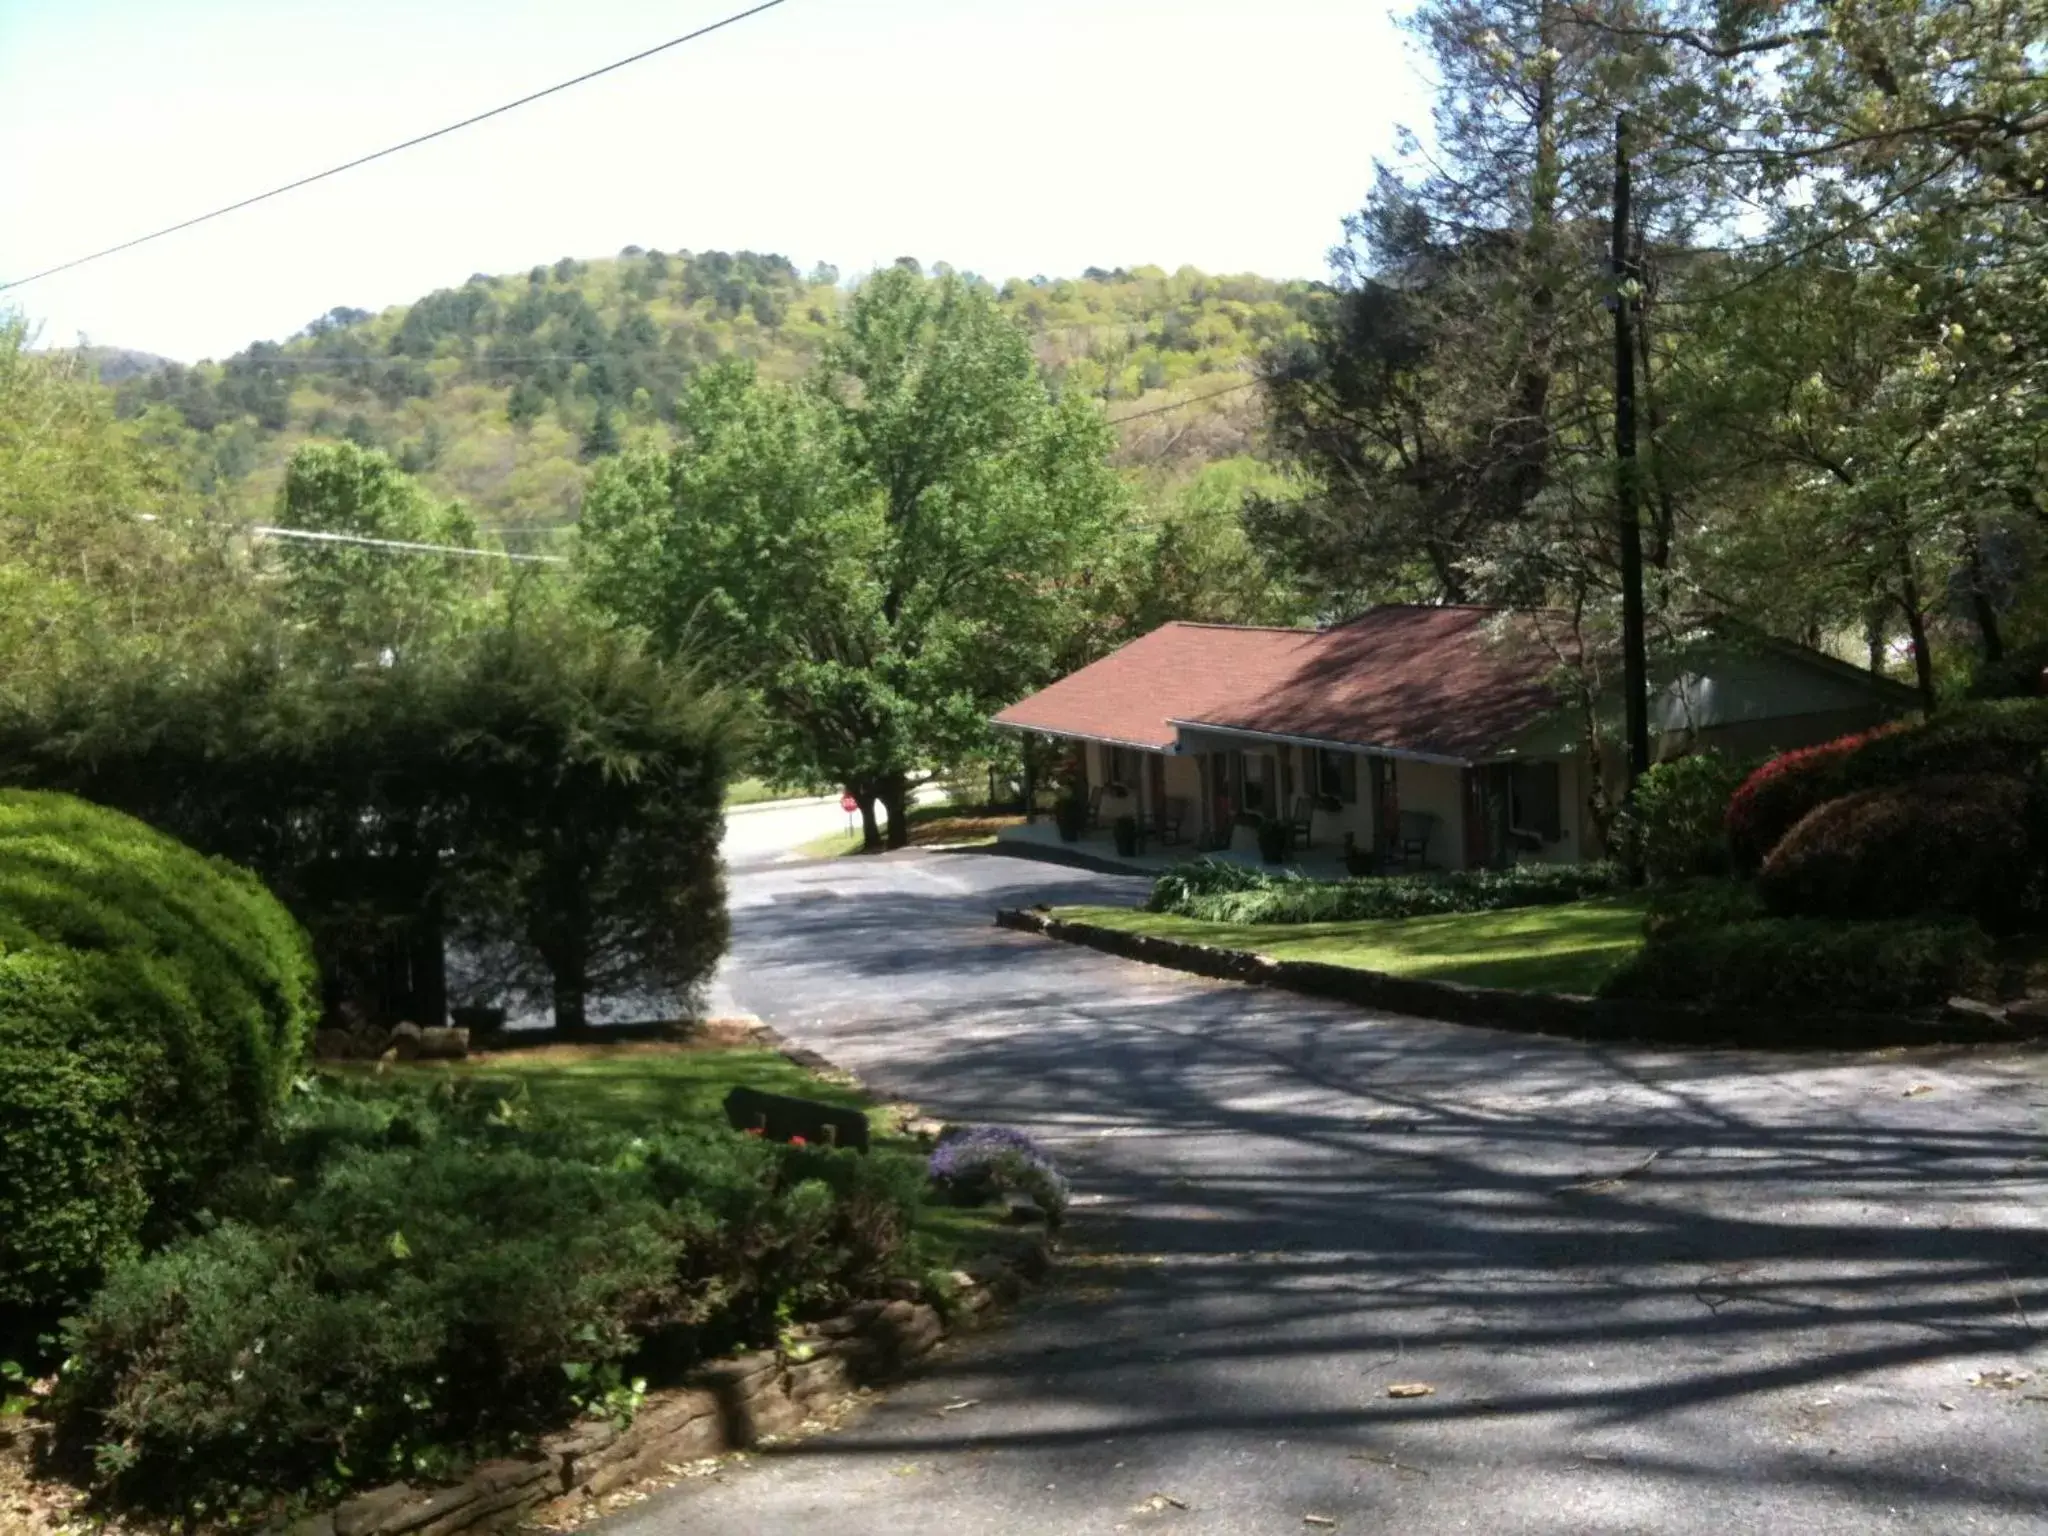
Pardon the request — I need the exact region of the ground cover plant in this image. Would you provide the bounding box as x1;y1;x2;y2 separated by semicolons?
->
1144;858;1620;925
47;1043;1026;1521
1059;898;1646;995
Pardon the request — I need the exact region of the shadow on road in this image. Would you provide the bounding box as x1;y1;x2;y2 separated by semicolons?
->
690;853;2048;1529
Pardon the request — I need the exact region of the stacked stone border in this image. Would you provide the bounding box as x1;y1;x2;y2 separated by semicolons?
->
996;907;2048;1051
292;1241;1050;1536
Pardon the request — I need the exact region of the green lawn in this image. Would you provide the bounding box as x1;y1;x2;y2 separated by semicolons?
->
375;1039;1011;1264
725;776;820;807
796;800;1023;859
1055;896;1648;995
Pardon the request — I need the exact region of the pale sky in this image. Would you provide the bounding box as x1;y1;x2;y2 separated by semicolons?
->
0;0;1429;363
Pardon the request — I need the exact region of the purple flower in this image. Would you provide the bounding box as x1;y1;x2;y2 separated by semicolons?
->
927;1125;1069;1221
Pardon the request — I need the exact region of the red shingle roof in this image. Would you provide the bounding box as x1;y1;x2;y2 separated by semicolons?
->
993;622;1311;750
994;607;1565;762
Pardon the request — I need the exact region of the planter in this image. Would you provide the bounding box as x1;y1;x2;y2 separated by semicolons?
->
1111;814;1140;857
1256;818;1292;864
1054;797;1087;843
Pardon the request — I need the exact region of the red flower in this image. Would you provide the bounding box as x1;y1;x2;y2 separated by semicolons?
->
789;1135;807;1147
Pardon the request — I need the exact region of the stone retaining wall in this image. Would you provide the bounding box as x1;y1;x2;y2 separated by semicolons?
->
292;1245;1048;1536
996;908;2048;1050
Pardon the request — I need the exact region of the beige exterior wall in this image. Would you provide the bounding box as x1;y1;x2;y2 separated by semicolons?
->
1162;753;1203;819
1391;759;1467;870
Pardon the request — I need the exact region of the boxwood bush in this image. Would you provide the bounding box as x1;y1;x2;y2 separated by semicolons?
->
54;1074;930;1514
1613;752;1752;882
1601;915;1995;1014
0;790;317;1330
1758;773;2040;931
1147;858;1619;925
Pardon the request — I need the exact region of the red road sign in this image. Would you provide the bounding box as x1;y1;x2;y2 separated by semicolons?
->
840;794;859;813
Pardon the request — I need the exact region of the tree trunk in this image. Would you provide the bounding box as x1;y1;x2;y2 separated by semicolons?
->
551;964;589;1037
881;773;911;851
851;783;882;853
1963;528;2005;666
1896;551;1937;710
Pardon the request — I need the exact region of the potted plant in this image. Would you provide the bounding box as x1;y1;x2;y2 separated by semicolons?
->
1055;793;1088;842
1256;817;1292;864
1112;813;1139;857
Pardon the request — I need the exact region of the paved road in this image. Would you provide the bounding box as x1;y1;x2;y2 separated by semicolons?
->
610;849;2048;1536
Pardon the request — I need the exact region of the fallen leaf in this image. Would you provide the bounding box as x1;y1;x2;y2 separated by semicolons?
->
1350;1451;1429;1477
1903;1083;1935;1097
1133;1492;1190;1513
1303;1518;1338;1530
1938;1401;1957;1411
1386;1382;1436;1399
1967;1369;2030;1390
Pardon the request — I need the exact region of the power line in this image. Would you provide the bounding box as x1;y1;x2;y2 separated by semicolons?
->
0;0;791;293
1104;377;1261;424
251;524;566;564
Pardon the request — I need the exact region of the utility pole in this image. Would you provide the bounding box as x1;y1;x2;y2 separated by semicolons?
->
1612;113;1652;807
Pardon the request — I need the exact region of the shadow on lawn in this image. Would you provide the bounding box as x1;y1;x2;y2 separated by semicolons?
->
705;854;2048;1524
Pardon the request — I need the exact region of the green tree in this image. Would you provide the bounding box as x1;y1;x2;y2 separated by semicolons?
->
579;402;621;461
272;441;482;656
580;268;1126;847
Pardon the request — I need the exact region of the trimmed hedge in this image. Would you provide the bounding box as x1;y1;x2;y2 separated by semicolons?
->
1641;878;1768;941
1759;773;2039;931
1147;858;1620;925
0;790;317;1324
1601;915;1995;1014
1727;699;2048;871
1724;725;1901;872
54;1074;931;1512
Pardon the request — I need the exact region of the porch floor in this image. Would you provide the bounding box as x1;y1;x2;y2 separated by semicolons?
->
993;818;1354;881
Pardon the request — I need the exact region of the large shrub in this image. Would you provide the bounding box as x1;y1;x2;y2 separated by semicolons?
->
53;1075;927;1513
1601;916;1995;1014
1614;752;1751;882
0;791;316;1325
1148;859;1619;925
1758;773;2040;931
1967;639;2048;701
0;595;737;1033
1726;700;2048;871
1724;725;1900;871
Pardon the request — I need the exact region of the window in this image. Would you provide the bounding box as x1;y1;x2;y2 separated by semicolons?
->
1107;745;1139;791
1316;749;1359;804
1237;751;1271;813
1508;761;1562;843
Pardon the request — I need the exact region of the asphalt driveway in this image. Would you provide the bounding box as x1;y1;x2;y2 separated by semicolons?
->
606;847;2048;1535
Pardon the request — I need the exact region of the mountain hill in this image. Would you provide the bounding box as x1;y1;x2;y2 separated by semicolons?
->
102;251;1317;532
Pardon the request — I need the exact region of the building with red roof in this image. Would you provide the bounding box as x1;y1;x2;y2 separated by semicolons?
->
994;606;1916;869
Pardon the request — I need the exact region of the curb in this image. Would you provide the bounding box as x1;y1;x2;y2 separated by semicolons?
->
976;838;1159;879
995;907;2048;1052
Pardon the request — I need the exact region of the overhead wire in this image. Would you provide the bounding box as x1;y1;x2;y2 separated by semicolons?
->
249;524;566;564
0;0;791;293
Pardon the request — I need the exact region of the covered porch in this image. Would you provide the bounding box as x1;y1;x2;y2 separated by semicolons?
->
1036;731;1591;875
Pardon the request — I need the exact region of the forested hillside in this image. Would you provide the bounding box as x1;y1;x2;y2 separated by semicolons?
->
97;252;1314;539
